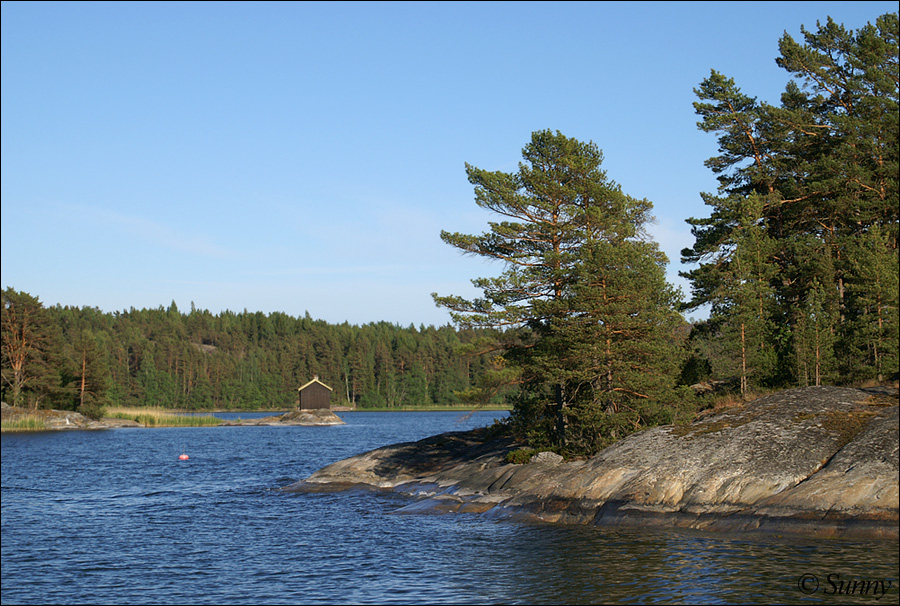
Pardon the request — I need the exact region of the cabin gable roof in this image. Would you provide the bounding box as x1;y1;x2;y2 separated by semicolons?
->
298;376;333;392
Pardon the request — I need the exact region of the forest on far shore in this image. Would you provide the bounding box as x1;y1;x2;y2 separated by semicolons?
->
1;293;517;415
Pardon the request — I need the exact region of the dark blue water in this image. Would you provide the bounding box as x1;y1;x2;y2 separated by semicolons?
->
2;411;897;605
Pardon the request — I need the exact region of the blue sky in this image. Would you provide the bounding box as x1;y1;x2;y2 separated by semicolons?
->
2;1;896;326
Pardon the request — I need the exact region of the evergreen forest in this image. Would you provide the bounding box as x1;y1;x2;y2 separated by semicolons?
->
682;12;898;393
3;12;897;457
0;292;504;414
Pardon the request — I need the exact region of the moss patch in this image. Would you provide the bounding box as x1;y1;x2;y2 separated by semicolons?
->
862;392;899;408
670;413;754;439
820;409;879;451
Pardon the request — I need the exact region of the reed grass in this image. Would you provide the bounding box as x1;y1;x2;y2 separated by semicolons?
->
105;406;222;427
1;415;47;431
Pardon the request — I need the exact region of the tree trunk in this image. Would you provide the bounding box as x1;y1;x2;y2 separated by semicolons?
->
740;322;749;395
80;354;87;409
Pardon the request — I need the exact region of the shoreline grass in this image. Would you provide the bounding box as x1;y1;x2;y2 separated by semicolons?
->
1;415;48;432
105;406;222;427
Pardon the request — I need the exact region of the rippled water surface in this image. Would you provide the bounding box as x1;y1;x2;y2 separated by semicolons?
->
2;411;897;605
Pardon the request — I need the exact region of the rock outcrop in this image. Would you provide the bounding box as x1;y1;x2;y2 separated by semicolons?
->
224;409;345;426
288;386;899;539
0;402;344;429
0;402;141;429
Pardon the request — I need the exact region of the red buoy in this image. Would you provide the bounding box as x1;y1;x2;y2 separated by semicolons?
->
179;453;189;460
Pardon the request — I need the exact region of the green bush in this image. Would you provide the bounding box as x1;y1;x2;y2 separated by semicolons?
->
79;403;106;421
505;447;538;464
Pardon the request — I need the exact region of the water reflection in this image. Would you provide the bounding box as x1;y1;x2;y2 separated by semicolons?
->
434;520;898;604
2;412;897;605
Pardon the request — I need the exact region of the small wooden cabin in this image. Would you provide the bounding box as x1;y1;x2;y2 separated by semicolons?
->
298;376;333;410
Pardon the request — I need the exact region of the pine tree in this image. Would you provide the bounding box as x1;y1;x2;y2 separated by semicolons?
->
434;130;686;454
842;225;900;382
683;12;898;388
1;289;58;408
71;328;110;412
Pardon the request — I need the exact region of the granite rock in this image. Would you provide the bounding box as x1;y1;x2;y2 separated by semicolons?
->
289;386;899;539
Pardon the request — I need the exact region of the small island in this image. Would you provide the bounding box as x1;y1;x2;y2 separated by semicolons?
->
222;409;345;427
223;376;345;426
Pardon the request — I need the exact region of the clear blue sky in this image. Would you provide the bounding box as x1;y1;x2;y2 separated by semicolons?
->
2;1;895;326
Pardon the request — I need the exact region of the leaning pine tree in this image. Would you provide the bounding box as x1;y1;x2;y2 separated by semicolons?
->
433;130;688;456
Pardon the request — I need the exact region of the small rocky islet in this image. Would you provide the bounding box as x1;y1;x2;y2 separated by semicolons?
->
289;386;898;539
0;403;344;428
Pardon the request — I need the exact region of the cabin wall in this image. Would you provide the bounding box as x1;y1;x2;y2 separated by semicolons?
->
299;384;331;410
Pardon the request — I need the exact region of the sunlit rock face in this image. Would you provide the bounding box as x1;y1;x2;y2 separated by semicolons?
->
225;409;346;426
289;386;899;539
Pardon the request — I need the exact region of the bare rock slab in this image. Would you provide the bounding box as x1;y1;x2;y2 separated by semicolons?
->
226;409;346;426
288;386;898;539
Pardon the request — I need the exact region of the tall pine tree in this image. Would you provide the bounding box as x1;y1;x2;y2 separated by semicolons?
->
682;12;898;388
434;130;686;455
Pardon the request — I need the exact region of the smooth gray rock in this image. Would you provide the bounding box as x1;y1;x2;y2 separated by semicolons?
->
224;409;345;426
1;404;141;429
289;386;899;539
530;451;564;465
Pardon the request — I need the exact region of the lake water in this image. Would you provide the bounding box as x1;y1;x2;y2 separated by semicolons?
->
2;411;897;605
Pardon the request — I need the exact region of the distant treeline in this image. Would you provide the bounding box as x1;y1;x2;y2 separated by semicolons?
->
0;292;504;412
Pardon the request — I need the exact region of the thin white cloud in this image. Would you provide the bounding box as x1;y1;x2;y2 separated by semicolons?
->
57;203;234;259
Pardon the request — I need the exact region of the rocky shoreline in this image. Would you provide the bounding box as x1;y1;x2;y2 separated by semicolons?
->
221;409;345;426
288;386;899;540
0;402;344;429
